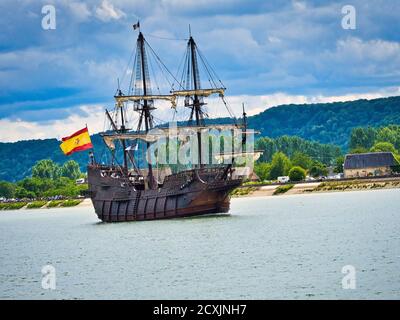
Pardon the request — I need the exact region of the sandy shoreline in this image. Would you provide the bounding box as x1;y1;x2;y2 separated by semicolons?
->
233;177;400;198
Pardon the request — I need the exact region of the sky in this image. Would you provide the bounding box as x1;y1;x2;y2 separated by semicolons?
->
0;0;399;142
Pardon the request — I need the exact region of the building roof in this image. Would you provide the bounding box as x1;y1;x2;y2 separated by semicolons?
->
344;152;396;170
233;167;260;181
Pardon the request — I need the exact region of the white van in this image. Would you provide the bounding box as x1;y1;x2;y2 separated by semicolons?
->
277;176;290;183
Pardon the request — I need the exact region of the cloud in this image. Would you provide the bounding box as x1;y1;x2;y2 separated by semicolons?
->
95;0;126;22
292;0;307;11
68;2;92;22
0;104;106;142
335;37;400;62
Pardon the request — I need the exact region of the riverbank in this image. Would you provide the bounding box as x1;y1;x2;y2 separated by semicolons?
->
233;177;400;198
0;198;89;211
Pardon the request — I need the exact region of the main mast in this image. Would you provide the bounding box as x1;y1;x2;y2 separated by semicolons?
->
137;32;155;189
188;36;204;168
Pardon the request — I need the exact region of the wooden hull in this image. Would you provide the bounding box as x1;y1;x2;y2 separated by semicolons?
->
87;165;241;222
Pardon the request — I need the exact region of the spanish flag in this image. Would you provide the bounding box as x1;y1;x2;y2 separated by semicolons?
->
60;127;93;156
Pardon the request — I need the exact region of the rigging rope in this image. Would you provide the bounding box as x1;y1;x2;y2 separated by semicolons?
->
144;39;185;91
119;45;136;94
146;33;188;41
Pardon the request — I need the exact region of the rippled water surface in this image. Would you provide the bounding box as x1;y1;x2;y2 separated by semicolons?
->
1;189;400;299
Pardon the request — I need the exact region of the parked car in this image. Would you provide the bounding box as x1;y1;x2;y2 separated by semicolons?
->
328;174;343;180
76;178;86;184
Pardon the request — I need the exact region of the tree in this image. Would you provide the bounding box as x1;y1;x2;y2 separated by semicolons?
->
60;160;81;180
370;142;396;153
375;127;398;147
254;162;271;181
254;136;341;165
18;177;54;198
334;156;345;173
0;181;15;198
255;137;275;162
349;127;377;150
288;166;306;182
309;162;329;178
32;159;60;180
291;152;313;170
349;147;368;154
269;152;291;180
14;186;35;199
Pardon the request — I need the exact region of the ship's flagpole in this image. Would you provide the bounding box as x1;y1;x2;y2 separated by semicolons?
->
133;21;140;31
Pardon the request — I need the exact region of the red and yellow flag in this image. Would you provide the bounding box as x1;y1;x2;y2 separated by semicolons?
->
60;127;93;156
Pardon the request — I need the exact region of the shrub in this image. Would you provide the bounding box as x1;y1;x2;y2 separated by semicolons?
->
273;184;294;195
0;202;27;210
370;142;396;153
230;187;256;197
288;166;306;182
26;201;47;209
309;162;329;178
47;200;64;208
242;181;264;186
60;199;82;207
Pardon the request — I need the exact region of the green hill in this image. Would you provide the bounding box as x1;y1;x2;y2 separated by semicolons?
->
247;96;400;149
0;135;106;182
0;96;399;182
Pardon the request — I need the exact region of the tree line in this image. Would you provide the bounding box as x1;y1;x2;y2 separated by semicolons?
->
253;125;400;182
349;125;400;159
247;96;400;150
0;160;86;200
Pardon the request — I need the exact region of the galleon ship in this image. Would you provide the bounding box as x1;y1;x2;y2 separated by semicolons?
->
86;25;259;222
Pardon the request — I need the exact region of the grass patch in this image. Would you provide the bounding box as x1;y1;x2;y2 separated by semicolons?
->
312;180;397;192
60;199;82;207
26;201;47;209
273;184;294;195
0;202;28;210
230;187;256;197
242;181;264;186
47;200;64;208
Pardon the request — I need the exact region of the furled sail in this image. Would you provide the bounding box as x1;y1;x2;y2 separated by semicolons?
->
101;124;251;148
114;94;177;107
213;151;263;162
171;88;225;98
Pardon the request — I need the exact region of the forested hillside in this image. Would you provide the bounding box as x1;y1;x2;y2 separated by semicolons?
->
0;135;105;182
247;96;400;149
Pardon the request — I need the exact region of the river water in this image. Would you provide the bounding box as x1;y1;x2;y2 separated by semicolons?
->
1;189;399;299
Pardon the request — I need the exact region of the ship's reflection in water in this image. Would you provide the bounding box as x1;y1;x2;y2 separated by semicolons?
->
1;189;399;299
